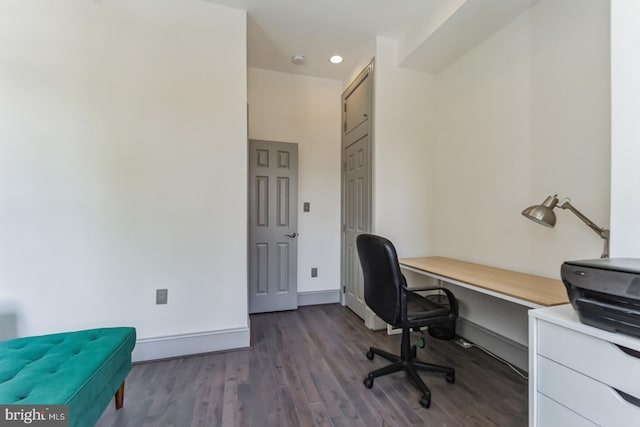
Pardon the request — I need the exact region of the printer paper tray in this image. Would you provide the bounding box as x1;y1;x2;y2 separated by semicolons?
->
575;297;640;338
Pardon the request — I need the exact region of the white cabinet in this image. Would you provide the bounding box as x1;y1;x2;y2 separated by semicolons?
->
529;304;640;426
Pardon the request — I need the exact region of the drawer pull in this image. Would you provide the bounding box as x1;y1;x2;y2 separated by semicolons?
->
615;389;640;408
615;344;640;359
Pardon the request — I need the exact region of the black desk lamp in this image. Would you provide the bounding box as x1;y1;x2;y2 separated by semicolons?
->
522;194;610;258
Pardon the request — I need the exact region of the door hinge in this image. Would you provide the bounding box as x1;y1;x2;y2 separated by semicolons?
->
343;103;347;113
343;162;346;172
343;286;346;293
342;224;346;232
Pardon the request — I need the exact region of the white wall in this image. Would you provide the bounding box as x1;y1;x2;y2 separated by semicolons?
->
367;1;609;369
247;68;342;294
434;0;610;278
412;0;610;368
611;0;640;257
373;37;439;257
0;0;248;359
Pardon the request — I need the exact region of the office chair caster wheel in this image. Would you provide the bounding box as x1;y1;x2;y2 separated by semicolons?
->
419;393;431;408
417;337;425;348
366;350;374;360
363;376;374;389
445;372;455;384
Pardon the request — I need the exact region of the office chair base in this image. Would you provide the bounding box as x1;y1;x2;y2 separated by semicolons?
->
419;394;431;409
446;372;455;383
363;371;432;408
364;345;454;409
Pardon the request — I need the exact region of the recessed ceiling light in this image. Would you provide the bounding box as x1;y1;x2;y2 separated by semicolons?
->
291;54;305;65
329;55;343;64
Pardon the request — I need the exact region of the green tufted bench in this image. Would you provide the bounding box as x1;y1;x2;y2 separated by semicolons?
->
0;327;136;427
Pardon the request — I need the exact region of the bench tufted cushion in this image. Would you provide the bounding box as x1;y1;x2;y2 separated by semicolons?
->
0;327;136;427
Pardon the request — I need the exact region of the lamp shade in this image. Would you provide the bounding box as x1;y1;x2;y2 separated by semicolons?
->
521;195;559;227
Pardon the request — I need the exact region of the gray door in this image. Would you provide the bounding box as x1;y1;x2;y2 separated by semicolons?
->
342;62;373;321
248;140;298;314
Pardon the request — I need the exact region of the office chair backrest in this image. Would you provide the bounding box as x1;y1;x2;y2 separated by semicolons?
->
356;234;404;325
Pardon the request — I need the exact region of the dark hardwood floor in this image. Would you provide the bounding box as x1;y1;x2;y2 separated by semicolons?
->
96;304;527;427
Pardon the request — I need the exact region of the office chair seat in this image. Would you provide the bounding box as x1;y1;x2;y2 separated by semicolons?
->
405;292;450;323
356;234;458;408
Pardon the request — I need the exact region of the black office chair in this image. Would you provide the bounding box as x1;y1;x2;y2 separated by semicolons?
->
356;234;458;408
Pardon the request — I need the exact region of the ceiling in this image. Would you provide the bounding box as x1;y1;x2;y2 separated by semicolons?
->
205;0;538;82
205;0;447;81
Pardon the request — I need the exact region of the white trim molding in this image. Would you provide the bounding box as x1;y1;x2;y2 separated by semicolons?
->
298;290;340;306
456;317;528;371
132;322;250;362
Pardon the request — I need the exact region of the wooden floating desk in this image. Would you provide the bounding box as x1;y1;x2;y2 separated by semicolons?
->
399;257;569;308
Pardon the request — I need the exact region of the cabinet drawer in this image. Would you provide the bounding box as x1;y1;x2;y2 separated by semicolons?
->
537;320;640;398
538;357;640;426
537;393;597;427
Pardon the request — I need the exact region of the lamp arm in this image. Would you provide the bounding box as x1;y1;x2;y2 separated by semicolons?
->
558;201;607;237
559;201;610;258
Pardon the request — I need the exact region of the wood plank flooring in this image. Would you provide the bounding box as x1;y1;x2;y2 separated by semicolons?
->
96;304;527;427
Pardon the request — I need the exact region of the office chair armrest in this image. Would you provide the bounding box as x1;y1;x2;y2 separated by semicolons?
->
401;284;445;293
437;287;459;316
401;284;459;316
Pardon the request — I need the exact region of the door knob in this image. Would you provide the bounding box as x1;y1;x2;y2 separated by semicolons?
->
284;232;298;238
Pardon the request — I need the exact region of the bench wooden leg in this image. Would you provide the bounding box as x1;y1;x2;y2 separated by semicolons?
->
114;382;125;409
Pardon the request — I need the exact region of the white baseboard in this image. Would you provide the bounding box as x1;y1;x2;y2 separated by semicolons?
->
298;290;340;306
132;323;250;363
456;317;528;371
387;324;427;335
364;307;388;330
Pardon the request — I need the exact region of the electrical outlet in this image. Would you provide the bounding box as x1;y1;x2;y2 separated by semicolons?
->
311;267;318;277
156;289;168;305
